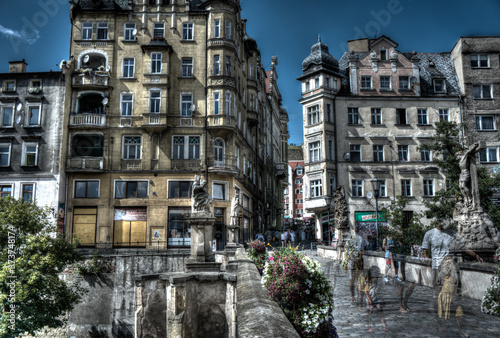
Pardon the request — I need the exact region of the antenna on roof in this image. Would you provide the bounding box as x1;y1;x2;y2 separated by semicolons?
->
318;34;321;43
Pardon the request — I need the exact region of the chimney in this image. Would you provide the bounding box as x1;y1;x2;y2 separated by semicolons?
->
9;60;28;73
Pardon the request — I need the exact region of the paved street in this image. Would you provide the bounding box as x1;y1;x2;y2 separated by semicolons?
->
303;251;500;338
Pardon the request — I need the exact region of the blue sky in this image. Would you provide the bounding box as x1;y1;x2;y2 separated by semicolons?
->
1;0;499;145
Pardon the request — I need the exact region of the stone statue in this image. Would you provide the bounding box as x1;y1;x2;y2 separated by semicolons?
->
191;174;212;214
230;193;239;227
455;143;482;213
334;186;348;229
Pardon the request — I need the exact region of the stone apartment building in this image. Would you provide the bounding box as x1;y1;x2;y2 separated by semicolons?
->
299;36;461;243
0;61;67;228
451;36;500;178
65;0;288;249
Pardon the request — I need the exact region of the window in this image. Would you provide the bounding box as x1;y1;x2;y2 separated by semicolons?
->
399;76;409;90
151;53;162;73
214;19;220;38
325;76;330;88
348;107;359;124
380;76;391;90
479;147;498;162
97;22;108;40
224;20;231;39
214;138;224;166
235;145;240;168
332;78;338;90
310;179;323;198
21;142;38;166
72;134;104;157
308;141;320;162
182;22;193;40
373;145;384;162
398;145;409;161
328;139;334;160
225;56;231;76
295;188;302;194
380;49;387;60
121;93;133;116
28;105;41;126
75;181;100;198
82;22;93;40
471;54;489;68
295;199;303;204
296;168;303;175
213;182;226;200
1;106;14;127
417;108;428;125
249;94;255;110
421;148;431;162
473;84;492;99
433;79;446;93
439;109;449;122
305;81;310;92
350;144;361;162
225;92;231;115
326;104;332;123
396;108;407;124
0;185;12;198
153;22;164;38
297;209;303;215
150;90;161;113
352;180;363;197
295;179;301;185
20;184;34;202
476;115;495;130
181;94;193;116
0;143;11;167
371;108;382;125
172;136;200;160
423;179;434;196
115;181;148;199
213;55;220;75
181;57;193;77
329;177;336;195
315;77;319;89
122;136;141;159
122;58;134;78
378;179;387;197
124;23;136;40
307;105;320;125
242;194;250;210
401;179;412;196
213;92;220;114
361;75;372;89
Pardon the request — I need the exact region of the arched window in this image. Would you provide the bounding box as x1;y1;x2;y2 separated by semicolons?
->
78;50;108;70
214;138;225;167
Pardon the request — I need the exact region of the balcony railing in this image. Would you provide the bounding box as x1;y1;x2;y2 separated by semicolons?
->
122;159;142;170
72;73;109;87
170;160;203;171
149;114;160;124
67;157;103;170
70;114;106;127
207;115;236;128
207;156;238;173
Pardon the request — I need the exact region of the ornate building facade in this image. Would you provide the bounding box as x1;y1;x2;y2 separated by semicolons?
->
65;0;288;248
299;36;461;243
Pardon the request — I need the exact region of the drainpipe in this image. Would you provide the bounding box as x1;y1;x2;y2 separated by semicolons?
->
204;12;208;181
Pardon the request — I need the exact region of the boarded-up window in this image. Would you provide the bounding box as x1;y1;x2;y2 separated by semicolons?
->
113;208;147;247
73;207;97;246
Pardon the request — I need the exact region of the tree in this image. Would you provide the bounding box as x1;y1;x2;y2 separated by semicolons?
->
0;197;84;337
380;196;431;254
423;120;500;229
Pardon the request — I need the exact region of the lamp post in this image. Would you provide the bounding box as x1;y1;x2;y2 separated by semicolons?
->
370;177;381;250
325;196;332;246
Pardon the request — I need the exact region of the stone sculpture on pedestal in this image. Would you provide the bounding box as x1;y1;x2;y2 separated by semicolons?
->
334;186;349;247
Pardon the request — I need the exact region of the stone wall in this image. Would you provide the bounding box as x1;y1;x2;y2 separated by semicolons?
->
317;246;497;300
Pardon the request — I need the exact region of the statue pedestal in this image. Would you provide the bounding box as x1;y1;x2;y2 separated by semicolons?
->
453;211;500;252
186;212;216;263
225;225;243;252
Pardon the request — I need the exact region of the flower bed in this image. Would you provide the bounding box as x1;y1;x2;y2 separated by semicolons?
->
481;247;500;316
252;246;338;338
247;240;266;273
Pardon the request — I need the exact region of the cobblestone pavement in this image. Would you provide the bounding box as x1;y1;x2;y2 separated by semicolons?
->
303;251;500;338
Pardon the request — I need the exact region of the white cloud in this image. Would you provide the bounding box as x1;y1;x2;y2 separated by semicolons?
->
0;24;40;44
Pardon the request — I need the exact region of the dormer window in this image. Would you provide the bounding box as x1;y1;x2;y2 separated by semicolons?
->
361;76;372;89
380;49;387;61
305;81;310;92
315;77;319;89
433;79;446;93
3;80;16;92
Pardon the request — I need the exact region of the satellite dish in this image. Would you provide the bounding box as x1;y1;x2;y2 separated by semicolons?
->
16;103;22;111
83;55;90;63
59;60;66;69
101;98;108;105
132;28;137;36
189;104;196;112
410;77;418;84
106;65;110;71
15;115;22;124
366;192;373;199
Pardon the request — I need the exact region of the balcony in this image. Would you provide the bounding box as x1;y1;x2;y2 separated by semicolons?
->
207;115;236;129
70;113;106;127
72;72;109;88
207;38;236;50
207;156;238;175
141;113;167;135
122;159;142;171
170;160;203;171
275;163;287;178
247;110;259;127
67;157;103;171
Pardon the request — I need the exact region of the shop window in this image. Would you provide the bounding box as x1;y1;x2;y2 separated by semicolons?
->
168;207;191;247
113;208;147;247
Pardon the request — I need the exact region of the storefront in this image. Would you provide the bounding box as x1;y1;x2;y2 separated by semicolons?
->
354;211;387;250
113;208;147;247
167;207;191;247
